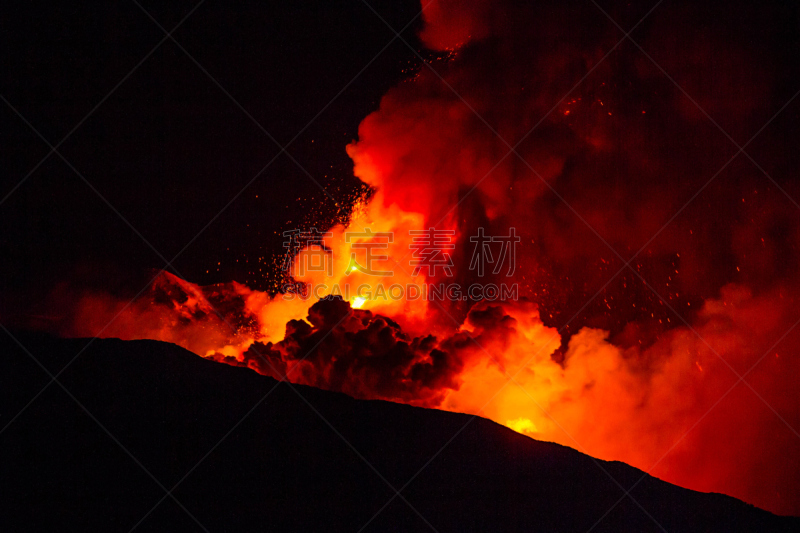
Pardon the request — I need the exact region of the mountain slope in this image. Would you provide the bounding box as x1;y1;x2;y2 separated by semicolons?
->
1;333;797;532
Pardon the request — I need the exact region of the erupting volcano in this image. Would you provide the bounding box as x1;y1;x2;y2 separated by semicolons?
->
6;0;800;523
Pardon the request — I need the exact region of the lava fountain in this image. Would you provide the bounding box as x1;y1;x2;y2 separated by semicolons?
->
51;0;800;517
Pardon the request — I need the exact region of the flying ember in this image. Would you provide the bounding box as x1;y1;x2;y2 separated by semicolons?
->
48;0;800;517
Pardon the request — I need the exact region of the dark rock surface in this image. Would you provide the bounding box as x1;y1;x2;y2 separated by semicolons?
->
2;333;798;532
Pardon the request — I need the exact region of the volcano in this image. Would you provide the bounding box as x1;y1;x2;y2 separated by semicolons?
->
2;332;797;532
5;0;800;524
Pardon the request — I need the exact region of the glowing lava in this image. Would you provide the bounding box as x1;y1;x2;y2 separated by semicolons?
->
51;0;800;517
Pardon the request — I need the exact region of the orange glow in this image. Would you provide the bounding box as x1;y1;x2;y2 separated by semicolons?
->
54;1;800;515
61;184;800;516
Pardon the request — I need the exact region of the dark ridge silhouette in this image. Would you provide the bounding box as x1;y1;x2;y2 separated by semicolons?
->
2;333;797;532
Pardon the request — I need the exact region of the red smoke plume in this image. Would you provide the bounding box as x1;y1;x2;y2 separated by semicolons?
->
47;0;800;516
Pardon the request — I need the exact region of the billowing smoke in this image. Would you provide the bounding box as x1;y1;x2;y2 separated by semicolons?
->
348;0;800;336
212;295;463;407
56;272;260;357
337;0;800;514
41;0;800;517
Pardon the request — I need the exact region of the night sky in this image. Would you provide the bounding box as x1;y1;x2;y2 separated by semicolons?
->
4;0;800;518
4;1;800;334
5;1;800;333
1;0;422;316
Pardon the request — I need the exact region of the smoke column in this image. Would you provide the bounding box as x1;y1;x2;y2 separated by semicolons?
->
50;0;800;516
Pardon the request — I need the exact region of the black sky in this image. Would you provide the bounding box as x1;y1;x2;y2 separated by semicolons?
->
1;0;422;316
3;0;800;330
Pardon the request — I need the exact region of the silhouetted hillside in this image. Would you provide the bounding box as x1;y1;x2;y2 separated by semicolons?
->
2;333;797;532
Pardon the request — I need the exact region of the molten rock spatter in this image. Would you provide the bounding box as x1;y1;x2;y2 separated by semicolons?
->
49;0;800;516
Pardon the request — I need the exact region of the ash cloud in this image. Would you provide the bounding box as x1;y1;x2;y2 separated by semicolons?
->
38;0;800;517
342;0;800;514
215;296;464;406
348;0;800;337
